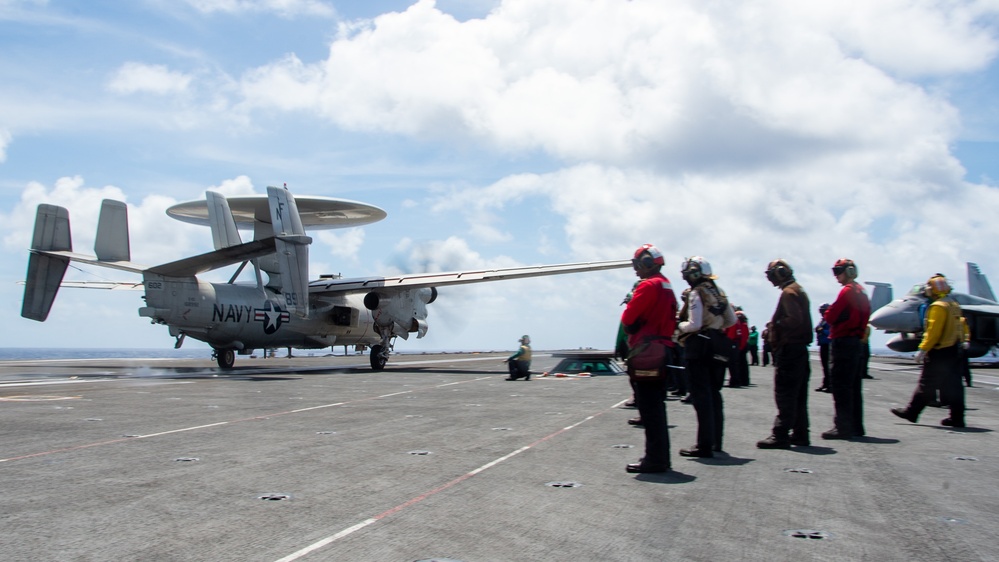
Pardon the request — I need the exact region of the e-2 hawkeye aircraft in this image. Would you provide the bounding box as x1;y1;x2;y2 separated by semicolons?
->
21;185;630;369
867;262;999;357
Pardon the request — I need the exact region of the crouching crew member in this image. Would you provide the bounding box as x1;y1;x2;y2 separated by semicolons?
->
622;244;679;474
891;275;967;428
757;259;813;449
505;335;532;380
677;256;737;458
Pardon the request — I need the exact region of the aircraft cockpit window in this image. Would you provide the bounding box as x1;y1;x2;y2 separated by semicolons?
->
907;284;926;296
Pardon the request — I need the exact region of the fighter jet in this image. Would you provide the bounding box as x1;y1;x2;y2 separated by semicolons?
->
867;263;999;357
21;186;631;369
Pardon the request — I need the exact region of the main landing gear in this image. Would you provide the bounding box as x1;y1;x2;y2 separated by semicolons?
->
214;348;235;369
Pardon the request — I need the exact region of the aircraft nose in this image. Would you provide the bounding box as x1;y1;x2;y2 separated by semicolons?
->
869;302;920;332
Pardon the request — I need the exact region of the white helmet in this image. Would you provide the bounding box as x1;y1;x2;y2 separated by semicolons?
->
681;256;717;282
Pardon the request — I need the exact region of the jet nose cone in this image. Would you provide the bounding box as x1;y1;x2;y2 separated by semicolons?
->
869;302;920;333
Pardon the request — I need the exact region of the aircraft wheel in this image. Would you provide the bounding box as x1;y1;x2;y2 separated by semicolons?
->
216;349;235;369
370;345;388;370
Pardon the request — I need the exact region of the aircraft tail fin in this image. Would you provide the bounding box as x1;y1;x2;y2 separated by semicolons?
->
22;204;72;321
94;200;130;262
206;191;243;249
967;263;996;301
866;282;893;313
267;185;311;318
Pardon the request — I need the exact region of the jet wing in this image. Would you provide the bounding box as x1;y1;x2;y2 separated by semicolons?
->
310;260;633;293
959;304;999;317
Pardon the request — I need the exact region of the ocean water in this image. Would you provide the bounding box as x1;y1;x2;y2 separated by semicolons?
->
0;347;499;361
0;348;219;361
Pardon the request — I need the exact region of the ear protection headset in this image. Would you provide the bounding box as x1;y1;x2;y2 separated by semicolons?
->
766;259;793;284
632;244;665;270
832;258;857;279
636;251;656;269
681;258;701;281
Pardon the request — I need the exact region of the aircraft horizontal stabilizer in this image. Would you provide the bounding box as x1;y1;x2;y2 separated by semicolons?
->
58;281;145;290
147;238;278;277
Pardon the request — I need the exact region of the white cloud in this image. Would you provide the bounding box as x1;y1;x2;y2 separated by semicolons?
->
209;175;257;197
0;128;10;162
316;227;365;261
181;0;335;18
107;62;193;95
0;176;204;267
237;0;993;171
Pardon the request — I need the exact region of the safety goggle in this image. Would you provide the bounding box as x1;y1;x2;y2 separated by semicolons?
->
832;265;847;275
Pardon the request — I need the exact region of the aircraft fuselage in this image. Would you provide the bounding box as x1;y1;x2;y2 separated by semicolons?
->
139;275;377;351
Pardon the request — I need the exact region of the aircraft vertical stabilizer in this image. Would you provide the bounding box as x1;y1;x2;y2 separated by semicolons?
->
866;282;893;313
206;191;243;249
967;263;996;302
94;200;130;262
266;186;311;318
22;204;72;321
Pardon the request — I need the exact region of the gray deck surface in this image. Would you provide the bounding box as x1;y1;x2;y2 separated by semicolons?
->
1;351;996;562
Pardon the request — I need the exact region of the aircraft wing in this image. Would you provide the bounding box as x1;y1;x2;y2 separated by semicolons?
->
959;304;999;317
310;260;633;293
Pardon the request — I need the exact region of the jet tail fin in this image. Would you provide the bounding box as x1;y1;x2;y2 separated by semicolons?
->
206;191;243;249
967;263;996;301
22;204;72;321
267;185;311;318
95;200;130;261
866;282;893;313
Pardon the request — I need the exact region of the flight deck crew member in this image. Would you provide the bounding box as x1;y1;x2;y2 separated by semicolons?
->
725;310;750;387
677;256;737;458
891;275;967;427
748;325;760;366
505;335;532;380
757;259;813;449
814;304;832;392
621;244;678;474
821;258;871;440
737;311;751;386
762;323;773;366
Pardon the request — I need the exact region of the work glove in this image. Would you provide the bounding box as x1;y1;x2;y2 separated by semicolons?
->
914;350;926;364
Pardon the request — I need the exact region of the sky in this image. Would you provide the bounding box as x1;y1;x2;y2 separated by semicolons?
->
3;0;999;355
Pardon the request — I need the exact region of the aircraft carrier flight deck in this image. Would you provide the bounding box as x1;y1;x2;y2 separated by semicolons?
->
1;352;997;561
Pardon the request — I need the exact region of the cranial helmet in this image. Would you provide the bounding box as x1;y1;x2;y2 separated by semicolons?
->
832;258;858;279
819;302;831;313
765;259;794;286
681;256;716;281
924;275;951;299
632;243;665;270
520;335;531;345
